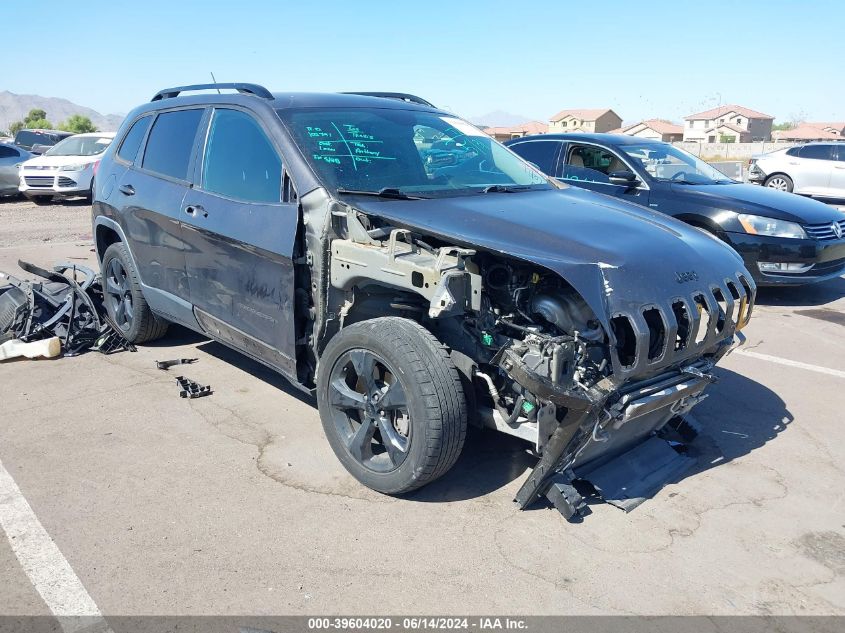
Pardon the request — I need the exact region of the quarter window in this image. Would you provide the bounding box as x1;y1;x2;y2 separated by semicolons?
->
201;109;282;203
142;109;204;180
117;116;152;164
798;144;834;160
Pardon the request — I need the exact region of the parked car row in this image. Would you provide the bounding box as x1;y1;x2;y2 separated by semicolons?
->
504;133;845;286
0;130;115;202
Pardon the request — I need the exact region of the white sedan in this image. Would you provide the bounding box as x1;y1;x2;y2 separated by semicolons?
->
19;132;115;203
748;142;845;199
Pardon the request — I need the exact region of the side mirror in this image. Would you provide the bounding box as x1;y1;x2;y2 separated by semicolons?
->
608;169;640;188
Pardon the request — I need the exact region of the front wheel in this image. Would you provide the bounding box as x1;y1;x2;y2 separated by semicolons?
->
27;195;54;205
764;174;793;192
317;317;467;495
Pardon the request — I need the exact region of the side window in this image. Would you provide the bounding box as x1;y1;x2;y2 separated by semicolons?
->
508;141;560;174
799;144;834;160
785;147;800;157
837;146;845;163
201;109;282;203
562;145;627;183
117;116;152;164
142;109;204;180
0;146;19;158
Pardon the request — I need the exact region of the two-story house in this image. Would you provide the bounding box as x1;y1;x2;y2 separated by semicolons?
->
683;105;774;142
548;109;622;134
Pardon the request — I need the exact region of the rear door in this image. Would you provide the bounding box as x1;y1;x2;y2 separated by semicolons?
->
180;106;298;376
115;108;205;317
556;142;650;205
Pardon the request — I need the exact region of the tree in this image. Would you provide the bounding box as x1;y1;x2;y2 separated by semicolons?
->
8;108;54;134
772;122;796;131
58;115;97;133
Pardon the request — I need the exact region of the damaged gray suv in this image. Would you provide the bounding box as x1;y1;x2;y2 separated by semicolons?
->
92;83;755;519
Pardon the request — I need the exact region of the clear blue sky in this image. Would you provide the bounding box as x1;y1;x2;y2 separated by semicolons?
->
5;0;843;124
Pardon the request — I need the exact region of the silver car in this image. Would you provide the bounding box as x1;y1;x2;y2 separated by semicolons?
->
0;143;33;197
748;142;845;199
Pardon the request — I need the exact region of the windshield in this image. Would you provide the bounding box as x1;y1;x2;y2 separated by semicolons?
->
278;108;552;197
45;135;112;157
619;142;733;184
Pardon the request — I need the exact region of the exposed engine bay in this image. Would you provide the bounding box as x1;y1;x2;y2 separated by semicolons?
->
312;201;754;520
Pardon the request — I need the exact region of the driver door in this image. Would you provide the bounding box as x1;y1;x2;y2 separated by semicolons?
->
555;143;649;205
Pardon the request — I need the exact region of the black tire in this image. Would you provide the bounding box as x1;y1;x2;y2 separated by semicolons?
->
764;174;793;193
100;242;168;344
317;317;467;495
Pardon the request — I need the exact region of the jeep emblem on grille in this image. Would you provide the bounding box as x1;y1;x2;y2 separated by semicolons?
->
676;270;699;283
833;222;843;239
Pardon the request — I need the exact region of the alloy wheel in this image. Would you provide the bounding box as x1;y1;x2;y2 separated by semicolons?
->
327;349;411;473
766;177;789;191
104;257;134;331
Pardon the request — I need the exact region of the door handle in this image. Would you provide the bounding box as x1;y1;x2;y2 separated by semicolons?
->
184;204;207;218
118;184;135;196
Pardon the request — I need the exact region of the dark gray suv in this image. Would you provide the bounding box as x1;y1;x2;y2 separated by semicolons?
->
92;83;756;519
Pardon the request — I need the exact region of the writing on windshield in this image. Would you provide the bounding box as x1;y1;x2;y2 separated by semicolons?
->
306;123;398;170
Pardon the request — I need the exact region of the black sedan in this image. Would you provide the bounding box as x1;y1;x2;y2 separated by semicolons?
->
505;133;845;285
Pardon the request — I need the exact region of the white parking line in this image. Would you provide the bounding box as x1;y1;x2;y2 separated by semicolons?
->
736;349;845;379
0;456;111;633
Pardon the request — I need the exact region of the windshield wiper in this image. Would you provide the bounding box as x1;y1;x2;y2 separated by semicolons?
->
336;187;427;200
481;184;532;193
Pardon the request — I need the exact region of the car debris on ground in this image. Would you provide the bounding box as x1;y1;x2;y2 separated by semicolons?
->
0;259;136;360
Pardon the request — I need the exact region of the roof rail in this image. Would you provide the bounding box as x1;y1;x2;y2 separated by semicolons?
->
151;83;274;102
342;92;435;108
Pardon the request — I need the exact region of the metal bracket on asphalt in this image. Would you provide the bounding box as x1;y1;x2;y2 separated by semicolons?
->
175;375;212;399
156;358;198;370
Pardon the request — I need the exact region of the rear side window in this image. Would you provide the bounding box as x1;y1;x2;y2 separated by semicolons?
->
117;116;152;163
142;109;204;180
0;146;20;158
201;109;282;203
508;140;560;174
799;144;834;160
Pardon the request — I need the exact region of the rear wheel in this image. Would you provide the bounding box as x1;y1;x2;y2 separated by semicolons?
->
317;317;467;495
101;242;168;343
764;174;793;192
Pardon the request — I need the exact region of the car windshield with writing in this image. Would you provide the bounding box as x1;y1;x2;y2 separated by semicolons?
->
620;143;733;185
278;108;551;198
45;136;113;157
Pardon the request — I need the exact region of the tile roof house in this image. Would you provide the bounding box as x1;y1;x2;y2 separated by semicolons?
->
483;120;548;142
611;119;684;142
773;124;844;142
548;108;622;134
683;104;774;142
806;122;845;136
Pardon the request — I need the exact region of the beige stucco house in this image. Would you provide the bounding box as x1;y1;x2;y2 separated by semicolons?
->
683;105;774;142
548;109;622;134
612;119;684;142
773;123;844;143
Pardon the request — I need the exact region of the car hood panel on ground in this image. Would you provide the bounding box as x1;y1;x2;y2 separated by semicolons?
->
669;182;842;224
348;187;750;331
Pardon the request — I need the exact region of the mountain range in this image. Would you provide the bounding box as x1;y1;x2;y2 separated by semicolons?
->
0;91;124;134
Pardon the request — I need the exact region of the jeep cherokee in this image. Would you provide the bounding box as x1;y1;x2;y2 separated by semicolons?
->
92;83;755;519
